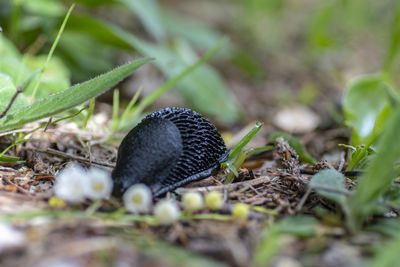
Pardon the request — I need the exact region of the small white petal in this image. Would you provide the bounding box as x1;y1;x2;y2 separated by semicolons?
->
0;222;25;252
123;184;152;213
53;164;86;203
154;199;180;225
83;167;113;200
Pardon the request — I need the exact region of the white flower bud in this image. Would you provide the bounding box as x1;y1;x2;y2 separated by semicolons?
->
83;167;113;200
154;199;180;225
123;184;152;213
53;164;86;204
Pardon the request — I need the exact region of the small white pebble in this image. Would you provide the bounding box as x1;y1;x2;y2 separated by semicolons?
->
83;167;113;200
0;222;25;252
182;192;203;212
53;164;86;204
154;199;180;225
123;184;152;213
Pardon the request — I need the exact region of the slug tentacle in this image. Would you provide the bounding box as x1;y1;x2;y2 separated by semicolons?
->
112;107;228;198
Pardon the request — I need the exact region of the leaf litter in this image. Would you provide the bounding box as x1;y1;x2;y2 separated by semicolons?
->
0;115;390;267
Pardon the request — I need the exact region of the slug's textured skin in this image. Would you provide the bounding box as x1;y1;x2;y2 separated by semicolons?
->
112;107;229;197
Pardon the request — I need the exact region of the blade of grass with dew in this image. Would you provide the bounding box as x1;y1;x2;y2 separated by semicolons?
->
346;106;400;232
30;3;75;101
228;122;264;159
0;58;151;132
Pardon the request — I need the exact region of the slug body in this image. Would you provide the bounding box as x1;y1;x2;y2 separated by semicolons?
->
112;107;229;197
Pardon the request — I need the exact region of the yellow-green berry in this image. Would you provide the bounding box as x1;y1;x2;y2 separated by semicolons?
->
182;192;203;212
232;203;249;219
205;191;223;210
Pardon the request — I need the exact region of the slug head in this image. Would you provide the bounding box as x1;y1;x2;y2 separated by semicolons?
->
112;117;183;196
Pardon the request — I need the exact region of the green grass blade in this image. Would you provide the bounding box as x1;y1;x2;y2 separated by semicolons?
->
0;58;151;132
346;106;400;232
229;122;263;159
30;4;75;101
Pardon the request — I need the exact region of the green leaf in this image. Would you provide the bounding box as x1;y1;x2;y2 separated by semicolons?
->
346;106;400;232
269;131;316;164
369;233;400;267
0;154;20;163
309;169;348;205
274;215;319;238
111;26;240;122
343;74;392;146
0;58;151;132
119;0;166;42
23;55;70;98
253;215;318;267
161;9;222;50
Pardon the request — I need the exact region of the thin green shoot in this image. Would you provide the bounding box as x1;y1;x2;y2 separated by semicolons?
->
228;122;264;159
111;89;120;132
82;98;95;128
118;86;143;130
0;154;20;163
107;86;143;142
30;4;75;101
224;149;252;184
247;145;274;157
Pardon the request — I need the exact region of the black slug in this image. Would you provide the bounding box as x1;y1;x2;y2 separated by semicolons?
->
112;107;229;197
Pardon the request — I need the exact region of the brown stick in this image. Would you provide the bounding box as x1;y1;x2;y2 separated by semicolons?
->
0;86;23;119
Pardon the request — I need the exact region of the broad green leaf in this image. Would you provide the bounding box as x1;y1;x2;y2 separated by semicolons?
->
309;169;348;205
253;215;318;267
22;0;65;17
58;31;116;81
23;55;70;98
121;34;240;122
369;233;400;267
274;215;319;238
0;35;70;97
269;131;315;164
66;14;132;50
64;16;240;122
366;218;400;237
161;9;222;50
0;58;151;132
343;75;392;146
0;74;29;114
119;0;166;42
347;106;400;232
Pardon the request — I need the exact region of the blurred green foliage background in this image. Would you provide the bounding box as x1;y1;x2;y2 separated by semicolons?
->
0;0;399;124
